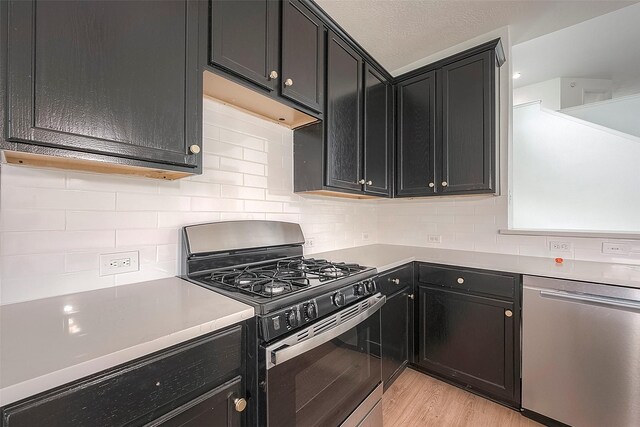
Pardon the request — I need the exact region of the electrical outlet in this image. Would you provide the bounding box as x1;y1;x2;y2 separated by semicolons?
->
304;238;315;248
99;251;139;276
549;241;572;252
428;235;442;244
602;242;629;255
362;232;370;241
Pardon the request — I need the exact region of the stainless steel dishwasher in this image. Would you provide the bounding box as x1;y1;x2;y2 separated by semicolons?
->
522;275;640;427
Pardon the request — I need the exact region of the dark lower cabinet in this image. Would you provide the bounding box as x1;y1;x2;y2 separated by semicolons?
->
381;290;410;390
413;264;520;408
210;0;279;92
1;325;248;427
148;377;243;427
1;0;202;175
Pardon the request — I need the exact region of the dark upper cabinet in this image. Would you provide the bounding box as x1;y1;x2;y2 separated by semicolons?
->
395;40;502;197
439;50;495;194
281;0;325;113
325;31;363;192
210;0;279;92
363;64;392;197
396;72;437;197
2;0;202;176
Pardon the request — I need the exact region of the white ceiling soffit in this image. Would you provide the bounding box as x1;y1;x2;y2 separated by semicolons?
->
314;0;636;76
512;2;640;89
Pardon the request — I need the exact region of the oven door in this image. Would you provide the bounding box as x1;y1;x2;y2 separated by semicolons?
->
263;293;385;427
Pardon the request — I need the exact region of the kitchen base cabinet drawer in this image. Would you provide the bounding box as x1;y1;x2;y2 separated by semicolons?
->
418;263;515;299
148;377;244;427
377;263;413;296
2;325;244;427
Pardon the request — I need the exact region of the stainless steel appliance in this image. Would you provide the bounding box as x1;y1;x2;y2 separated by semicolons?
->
522;275;640;427
181;221;384;427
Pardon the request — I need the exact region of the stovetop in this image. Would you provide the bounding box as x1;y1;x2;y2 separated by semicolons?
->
187;257;376;313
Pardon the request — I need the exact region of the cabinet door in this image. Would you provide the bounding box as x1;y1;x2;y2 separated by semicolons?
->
210;0;279;91
363;64;391;196
149;377;244;427
396;72;437;197
325;31;363;191
439;50;495;194
5;0;200;169
281;0;324;112
416;285;516;404
381;290;410;390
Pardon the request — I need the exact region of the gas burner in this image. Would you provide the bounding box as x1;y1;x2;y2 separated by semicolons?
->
319;266;345;278
263;281;287;295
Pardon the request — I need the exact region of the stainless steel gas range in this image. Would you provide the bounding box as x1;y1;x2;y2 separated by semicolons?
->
181;220;384;427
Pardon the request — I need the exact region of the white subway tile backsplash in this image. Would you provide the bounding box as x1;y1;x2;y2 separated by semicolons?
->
2;187;116;211
1;210;66;231
2;97;638;305
116;193;190;212
219;157;265;176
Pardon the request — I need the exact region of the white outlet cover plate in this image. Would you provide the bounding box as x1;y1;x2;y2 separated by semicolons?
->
99;251;139;276
549;241;572;252
602;242;630;255
428;235;442;243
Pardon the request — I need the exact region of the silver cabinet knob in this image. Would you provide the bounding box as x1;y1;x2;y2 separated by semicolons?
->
234;397;247;413
442;181;448;187
366;180;373;185
189;144;201;154
457;277;464;284
358;179;366;185
505;310;513;318
269;70;278;79
284;78;294;87
428;182;435;188
408;294;415;300
389;278;400;285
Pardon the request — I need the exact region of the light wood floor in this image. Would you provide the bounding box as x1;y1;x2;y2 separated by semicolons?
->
382;369;542;427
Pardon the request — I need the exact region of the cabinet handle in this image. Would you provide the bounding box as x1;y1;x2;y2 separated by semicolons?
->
366;180;373;185
284;78;294;87
457;277;464;284
189;144;201;154
389;278;400;285
408;294;415;300
442;181;448;187
234;397;247;413
358;179;366;185
269;70;278;79
505;310;513;318
428;182;435;188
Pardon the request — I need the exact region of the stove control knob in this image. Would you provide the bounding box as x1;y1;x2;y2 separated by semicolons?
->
285;310;298;328
333;292;346;307
365;280;376;294
304;303;318;320
353;283;365;296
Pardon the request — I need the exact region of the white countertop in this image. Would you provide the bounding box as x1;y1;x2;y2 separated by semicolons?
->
314;244;640;289
0;277;254;407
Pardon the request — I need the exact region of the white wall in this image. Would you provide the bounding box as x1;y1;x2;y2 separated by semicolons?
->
0;98;378;305
513;78;561;109
562;94;640;138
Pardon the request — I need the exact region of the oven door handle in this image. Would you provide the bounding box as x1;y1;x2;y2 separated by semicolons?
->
268;293;386;369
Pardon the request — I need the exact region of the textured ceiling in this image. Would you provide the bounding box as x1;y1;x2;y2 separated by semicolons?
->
512;2;640;90
315;0;637;75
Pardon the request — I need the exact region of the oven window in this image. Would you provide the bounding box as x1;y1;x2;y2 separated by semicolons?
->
267;311;381;427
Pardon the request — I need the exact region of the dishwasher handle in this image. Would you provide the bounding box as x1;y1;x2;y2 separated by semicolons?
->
540;289;640;312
